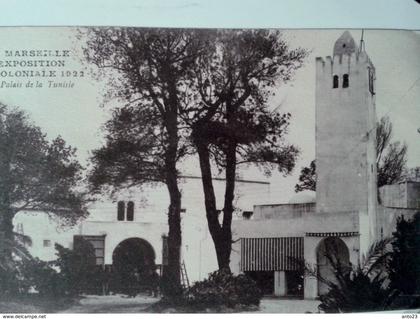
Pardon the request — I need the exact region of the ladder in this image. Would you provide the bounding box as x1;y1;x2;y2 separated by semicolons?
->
180;260;190;289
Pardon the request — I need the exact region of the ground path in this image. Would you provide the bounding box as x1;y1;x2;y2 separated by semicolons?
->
59;294;159;313
256;297;320;313
59;294;320;313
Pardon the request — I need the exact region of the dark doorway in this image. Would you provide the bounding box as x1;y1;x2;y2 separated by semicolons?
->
112;238;156;295
245;271;274;295
286;271;304;297
317;237;350;296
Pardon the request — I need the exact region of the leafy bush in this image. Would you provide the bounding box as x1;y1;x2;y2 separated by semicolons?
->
318;238;398;313
1;251;64;298
318;212;420;313
0;237;98;298
0;233;33;297
0;260;30;297
389;212;420;295
318;264;398;313
185;270;262;309
21;258;62;297
54;242;97;296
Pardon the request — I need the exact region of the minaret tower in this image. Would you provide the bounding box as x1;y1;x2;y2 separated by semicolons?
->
315;31;378;246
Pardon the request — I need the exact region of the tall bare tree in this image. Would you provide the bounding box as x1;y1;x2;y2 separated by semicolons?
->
376;116;407;187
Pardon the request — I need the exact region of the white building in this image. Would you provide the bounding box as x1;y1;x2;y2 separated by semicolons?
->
14;176;270;284
13;31;419;299
229;31;420;299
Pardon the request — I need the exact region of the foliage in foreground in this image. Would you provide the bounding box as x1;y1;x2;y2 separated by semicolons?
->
389;213;420;295
319;212;420;313
0;239;99;299
21;258;61;297
318;238;398;313
0;232;33;297
185;270;262;310
0;257;68;300
53;242;98;296
149;270;262;312
0;103;87;298
318;265;398;312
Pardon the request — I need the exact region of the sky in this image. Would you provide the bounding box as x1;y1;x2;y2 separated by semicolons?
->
1;0;420;30
0;28;419;203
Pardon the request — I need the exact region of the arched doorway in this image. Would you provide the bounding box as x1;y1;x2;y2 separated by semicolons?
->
317;237;350;296
111;238;156;295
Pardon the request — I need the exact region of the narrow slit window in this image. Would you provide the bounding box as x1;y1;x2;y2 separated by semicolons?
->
342;74;349;88
127;201;134;221
333;75;339;88
117;201;125;221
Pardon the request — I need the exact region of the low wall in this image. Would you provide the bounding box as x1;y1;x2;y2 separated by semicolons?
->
253;203;316;220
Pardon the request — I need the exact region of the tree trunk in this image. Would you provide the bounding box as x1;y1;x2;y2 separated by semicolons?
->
196;142;221;263
216;99;238;273
164;170;182;296
161;107;183;297
0;204;14;262
196;140;233;272
219;143;236;272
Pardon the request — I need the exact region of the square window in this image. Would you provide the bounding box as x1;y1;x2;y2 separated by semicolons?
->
43;240;51;247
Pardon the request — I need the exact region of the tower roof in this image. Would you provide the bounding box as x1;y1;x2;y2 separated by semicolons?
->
333;31;358;56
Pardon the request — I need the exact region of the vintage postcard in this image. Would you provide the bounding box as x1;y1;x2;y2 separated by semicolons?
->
0;27;419;314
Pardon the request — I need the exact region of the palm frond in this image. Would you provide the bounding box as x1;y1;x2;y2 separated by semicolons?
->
361;237;393;276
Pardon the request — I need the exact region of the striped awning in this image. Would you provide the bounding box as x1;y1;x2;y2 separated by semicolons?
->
240;237;304;271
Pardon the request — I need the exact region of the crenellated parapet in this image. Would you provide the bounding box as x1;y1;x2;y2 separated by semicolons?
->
316;52;372;76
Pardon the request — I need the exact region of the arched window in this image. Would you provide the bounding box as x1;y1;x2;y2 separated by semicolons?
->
342;74;349;88
117;201;125;221
333;75;339;88
127;201;134;221
368;67;375;95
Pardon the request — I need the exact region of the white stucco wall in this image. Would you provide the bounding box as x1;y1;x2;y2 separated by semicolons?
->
231;210;360;265
13;176;270;284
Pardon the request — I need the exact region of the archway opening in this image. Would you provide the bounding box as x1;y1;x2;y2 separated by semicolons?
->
111;238;156;295
316;237;350;296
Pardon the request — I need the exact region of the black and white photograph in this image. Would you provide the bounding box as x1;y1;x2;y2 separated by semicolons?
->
0;10;419;314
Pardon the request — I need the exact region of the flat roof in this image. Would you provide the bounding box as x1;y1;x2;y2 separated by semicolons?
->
180;175;270;185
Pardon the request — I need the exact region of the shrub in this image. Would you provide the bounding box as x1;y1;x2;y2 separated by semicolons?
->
318;238;398;313
0;260;30;297
318;264;398;313
185;270;262;310
54;242;97;296
21;258;62;297
0;232;33;297
0;237;97;298
315;213;420;313
389;212;420;295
